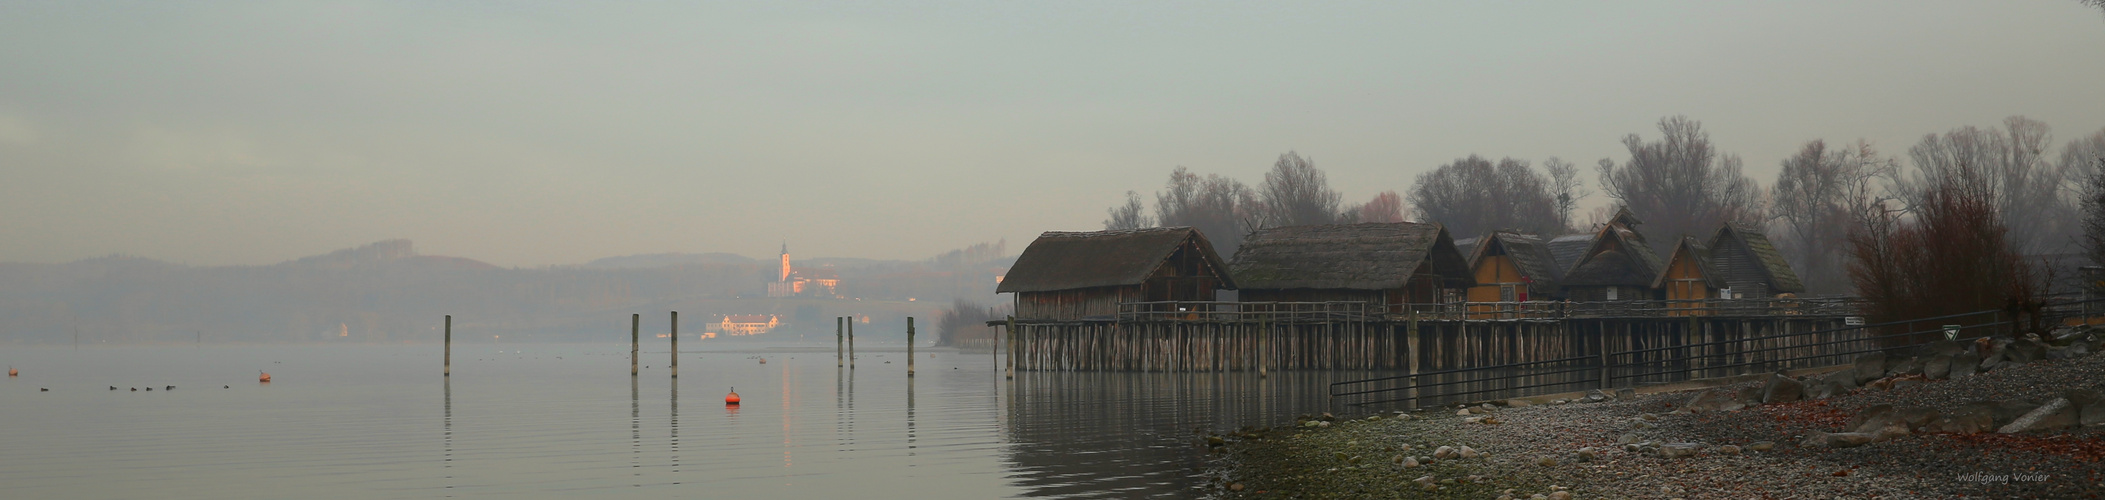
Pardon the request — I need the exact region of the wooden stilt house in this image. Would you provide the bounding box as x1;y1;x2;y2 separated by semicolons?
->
1464;231;1564;318
1705;222;1806;299
997;227;1235;321
1654;236;1726;316
1561;208;1665;302
1228;222;1474;315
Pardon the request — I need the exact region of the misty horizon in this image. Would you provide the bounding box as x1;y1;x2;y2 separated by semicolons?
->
4;2;2103;267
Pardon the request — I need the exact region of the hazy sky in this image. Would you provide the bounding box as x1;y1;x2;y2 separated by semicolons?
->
3;1;2102;267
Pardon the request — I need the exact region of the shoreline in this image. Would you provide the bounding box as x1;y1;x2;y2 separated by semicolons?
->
1205;337;2105;499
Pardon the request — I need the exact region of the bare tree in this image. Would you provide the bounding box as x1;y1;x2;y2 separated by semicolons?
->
1770;139;1897;294
1849;157;2044;335
1258;151;1344;228
1156;167;1260;254
1355;191;1407;223
1409;155;1562;239
1597;116;1765;254
1902;116;2074;254
1543;157;1589;234
2074;128;2105;268
2084;156;2105;270
1102;190;1150;230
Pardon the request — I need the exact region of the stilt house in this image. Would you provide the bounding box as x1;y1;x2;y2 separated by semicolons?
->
997;227;1235;321
1654;236;1726;315
1704;222;1806;299
1228;222;1474;314
1465;231;1564;303
1561;209;1665;302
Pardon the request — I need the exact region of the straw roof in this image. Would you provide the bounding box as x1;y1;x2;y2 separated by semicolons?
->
1708;222;1806;294
1229;222;1474;290
1468;231;1564;296
996;227;1233;293
1563;222;1665;288
1546;234;1594;275
1652;236;1728;289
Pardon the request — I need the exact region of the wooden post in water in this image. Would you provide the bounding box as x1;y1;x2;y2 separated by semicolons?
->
907;317;916;377
1004;316;1015;379
444;315;452;377
848;316;856;369
670;311;679;379
836;317;844;367
631;313;640;376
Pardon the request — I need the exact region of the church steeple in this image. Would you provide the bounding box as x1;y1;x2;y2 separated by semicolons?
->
779;242;792;283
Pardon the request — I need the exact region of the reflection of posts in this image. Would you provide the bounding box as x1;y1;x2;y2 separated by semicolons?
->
669;376;679;474
442;377;452;479
670;311;679;379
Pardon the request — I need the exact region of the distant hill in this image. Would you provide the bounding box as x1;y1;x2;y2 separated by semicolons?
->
584;252;760;269
0;240;1010;345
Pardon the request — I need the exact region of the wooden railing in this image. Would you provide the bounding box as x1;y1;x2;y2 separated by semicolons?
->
1108;297;1863;323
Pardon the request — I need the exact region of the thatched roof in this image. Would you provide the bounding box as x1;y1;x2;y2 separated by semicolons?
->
1708;222;1805;294
1546;234;1593;275
996;227;1234;293
1652;236;1727;289
1467;231;1564;296
1563;222;1664;288
1229;222;1474;290
1453;237;1480;260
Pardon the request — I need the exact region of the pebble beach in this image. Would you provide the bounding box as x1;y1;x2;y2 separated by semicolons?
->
1203;337;2105;499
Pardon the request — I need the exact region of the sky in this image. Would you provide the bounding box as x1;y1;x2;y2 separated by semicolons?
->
2;1;2102;267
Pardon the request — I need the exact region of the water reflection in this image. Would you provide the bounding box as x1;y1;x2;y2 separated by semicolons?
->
669;377;680;480
1002;370;1348;498
443;377;453;496
631;376;641;486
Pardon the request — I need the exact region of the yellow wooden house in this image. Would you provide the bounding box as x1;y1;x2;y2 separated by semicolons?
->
1653;236;1727;316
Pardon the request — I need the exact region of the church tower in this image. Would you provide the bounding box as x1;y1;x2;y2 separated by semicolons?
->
779;243;792;283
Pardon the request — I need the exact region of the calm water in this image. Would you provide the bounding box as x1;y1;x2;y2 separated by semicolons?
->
0;343;1348;499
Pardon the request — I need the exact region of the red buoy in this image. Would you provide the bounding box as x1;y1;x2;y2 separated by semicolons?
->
259;371;272;383
725;387;741;405
7;366;16;377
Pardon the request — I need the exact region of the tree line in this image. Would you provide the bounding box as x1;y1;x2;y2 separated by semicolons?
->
1101;115;2105;304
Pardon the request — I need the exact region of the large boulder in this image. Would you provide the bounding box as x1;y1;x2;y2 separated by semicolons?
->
2067;389;2105;427
1682;388;1742;413
1854;352;1888;384
1761;373;1805;404
1846;404;1896;433
1735;385;1765;405
1978;339;2010;371
1948;350;1981;379
1998;398;2077;434
1923;354;1953;380
1990;398;2043;427
1896;407;1943;431
1801;431;1881;448
1808;378;1848;399
1885;357;1924;378
1659;443;1702;458
2006;338;2047;364
1925;403;1996;434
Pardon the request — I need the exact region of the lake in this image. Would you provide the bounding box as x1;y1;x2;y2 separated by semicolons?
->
0;343;1354;499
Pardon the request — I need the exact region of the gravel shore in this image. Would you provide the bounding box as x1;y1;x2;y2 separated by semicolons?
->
1205;346;2105;499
